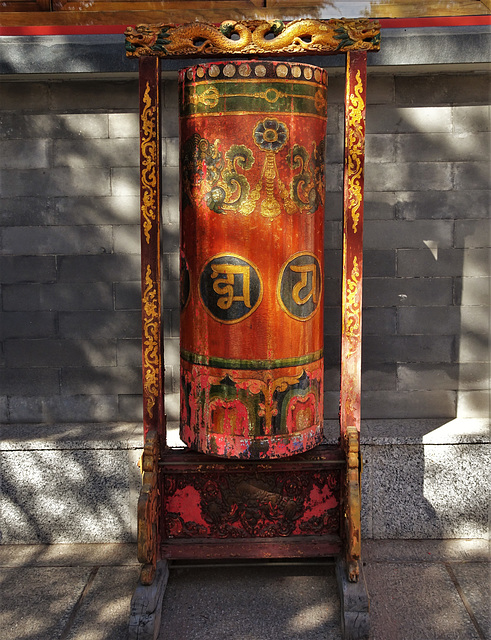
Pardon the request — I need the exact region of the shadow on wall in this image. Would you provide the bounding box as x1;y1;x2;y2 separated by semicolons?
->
0;74;489;544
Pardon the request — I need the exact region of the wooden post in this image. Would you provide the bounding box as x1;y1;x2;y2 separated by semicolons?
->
139;55;165;445
137;55;164;587
340;50;367;584
341;50;367;443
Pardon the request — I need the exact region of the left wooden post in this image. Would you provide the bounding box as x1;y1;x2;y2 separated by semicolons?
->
129;55;169;640
139;55;164;444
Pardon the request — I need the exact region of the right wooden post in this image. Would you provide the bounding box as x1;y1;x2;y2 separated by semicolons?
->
341;50;367;583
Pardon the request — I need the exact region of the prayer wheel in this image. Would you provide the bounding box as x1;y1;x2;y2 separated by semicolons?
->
179;60;327;459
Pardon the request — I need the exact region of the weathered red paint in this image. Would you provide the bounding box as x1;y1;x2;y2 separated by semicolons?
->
160;444;343;556
179;59;328;459
340;51;367;443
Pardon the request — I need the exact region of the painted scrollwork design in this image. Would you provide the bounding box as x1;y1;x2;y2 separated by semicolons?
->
344;255;361;344
140;83;158;244
288;140;326;214
142;265;160;419
346;70;365;233
182;128;326;219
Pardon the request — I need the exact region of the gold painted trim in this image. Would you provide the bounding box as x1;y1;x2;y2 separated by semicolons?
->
346;69;365;234
344;254;361;358
141;82;157;245
142;264;160;418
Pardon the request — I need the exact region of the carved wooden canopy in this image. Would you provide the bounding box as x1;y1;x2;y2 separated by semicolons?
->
125;18;381;58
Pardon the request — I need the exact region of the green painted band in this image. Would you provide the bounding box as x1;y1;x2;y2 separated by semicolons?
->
180;349;323;370
182;81;327;118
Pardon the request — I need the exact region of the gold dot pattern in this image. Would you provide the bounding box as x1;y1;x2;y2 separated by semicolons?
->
186;61;327;84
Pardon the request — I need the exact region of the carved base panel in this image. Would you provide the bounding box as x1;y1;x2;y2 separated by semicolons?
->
160;445;343;559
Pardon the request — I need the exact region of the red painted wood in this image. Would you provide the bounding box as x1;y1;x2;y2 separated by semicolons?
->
139;55;165;444
340;51;367;444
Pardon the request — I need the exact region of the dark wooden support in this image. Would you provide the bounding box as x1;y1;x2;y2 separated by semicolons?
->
340;50;367;445
130;56;168;638
336;557;370;640
129;560;169;640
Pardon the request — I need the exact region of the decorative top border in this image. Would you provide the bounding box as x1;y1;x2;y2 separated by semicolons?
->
125;19;380;58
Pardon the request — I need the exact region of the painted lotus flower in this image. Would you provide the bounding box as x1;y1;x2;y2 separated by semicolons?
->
253;118;288;153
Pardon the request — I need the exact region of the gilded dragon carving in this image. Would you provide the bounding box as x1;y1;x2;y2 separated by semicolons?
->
126;19;380;57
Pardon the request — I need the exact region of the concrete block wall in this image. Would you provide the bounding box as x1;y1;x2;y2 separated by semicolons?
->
0;70;489;542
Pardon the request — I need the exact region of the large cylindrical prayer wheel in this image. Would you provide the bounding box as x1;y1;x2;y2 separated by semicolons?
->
179;60;327;459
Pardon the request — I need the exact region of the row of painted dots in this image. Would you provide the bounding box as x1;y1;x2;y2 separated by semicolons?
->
187;63;326;82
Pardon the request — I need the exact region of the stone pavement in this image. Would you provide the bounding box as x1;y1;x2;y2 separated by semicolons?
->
0;540;488;640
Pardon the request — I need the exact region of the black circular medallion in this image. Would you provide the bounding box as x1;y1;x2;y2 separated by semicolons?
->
278;252;322;321
199;253;263;324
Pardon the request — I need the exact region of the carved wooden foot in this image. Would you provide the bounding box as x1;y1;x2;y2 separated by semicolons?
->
129;560;169;640
336;557;370;640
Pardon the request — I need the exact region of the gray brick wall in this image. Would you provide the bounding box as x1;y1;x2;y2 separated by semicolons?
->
0;72;489;428
0;79;142;424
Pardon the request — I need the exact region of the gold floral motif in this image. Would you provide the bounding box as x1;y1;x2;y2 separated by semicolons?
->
141;83;158;244
346;70;365;233
125;19;380;58
142;265;160;418
345;256;361;337
235;372;306;436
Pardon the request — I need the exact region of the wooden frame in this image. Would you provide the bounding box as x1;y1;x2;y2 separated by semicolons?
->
129;19;378;640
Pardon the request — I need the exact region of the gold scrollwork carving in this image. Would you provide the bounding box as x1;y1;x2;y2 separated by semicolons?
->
344;425;361;582
142;265;160;418
125;19;380;58
137;430;160;585
345;256;361;337
141;83;158;244
346;70;365;234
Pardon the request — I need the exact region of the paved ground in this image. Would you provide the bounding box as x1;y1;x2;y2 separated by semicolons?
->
0;540;488;640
